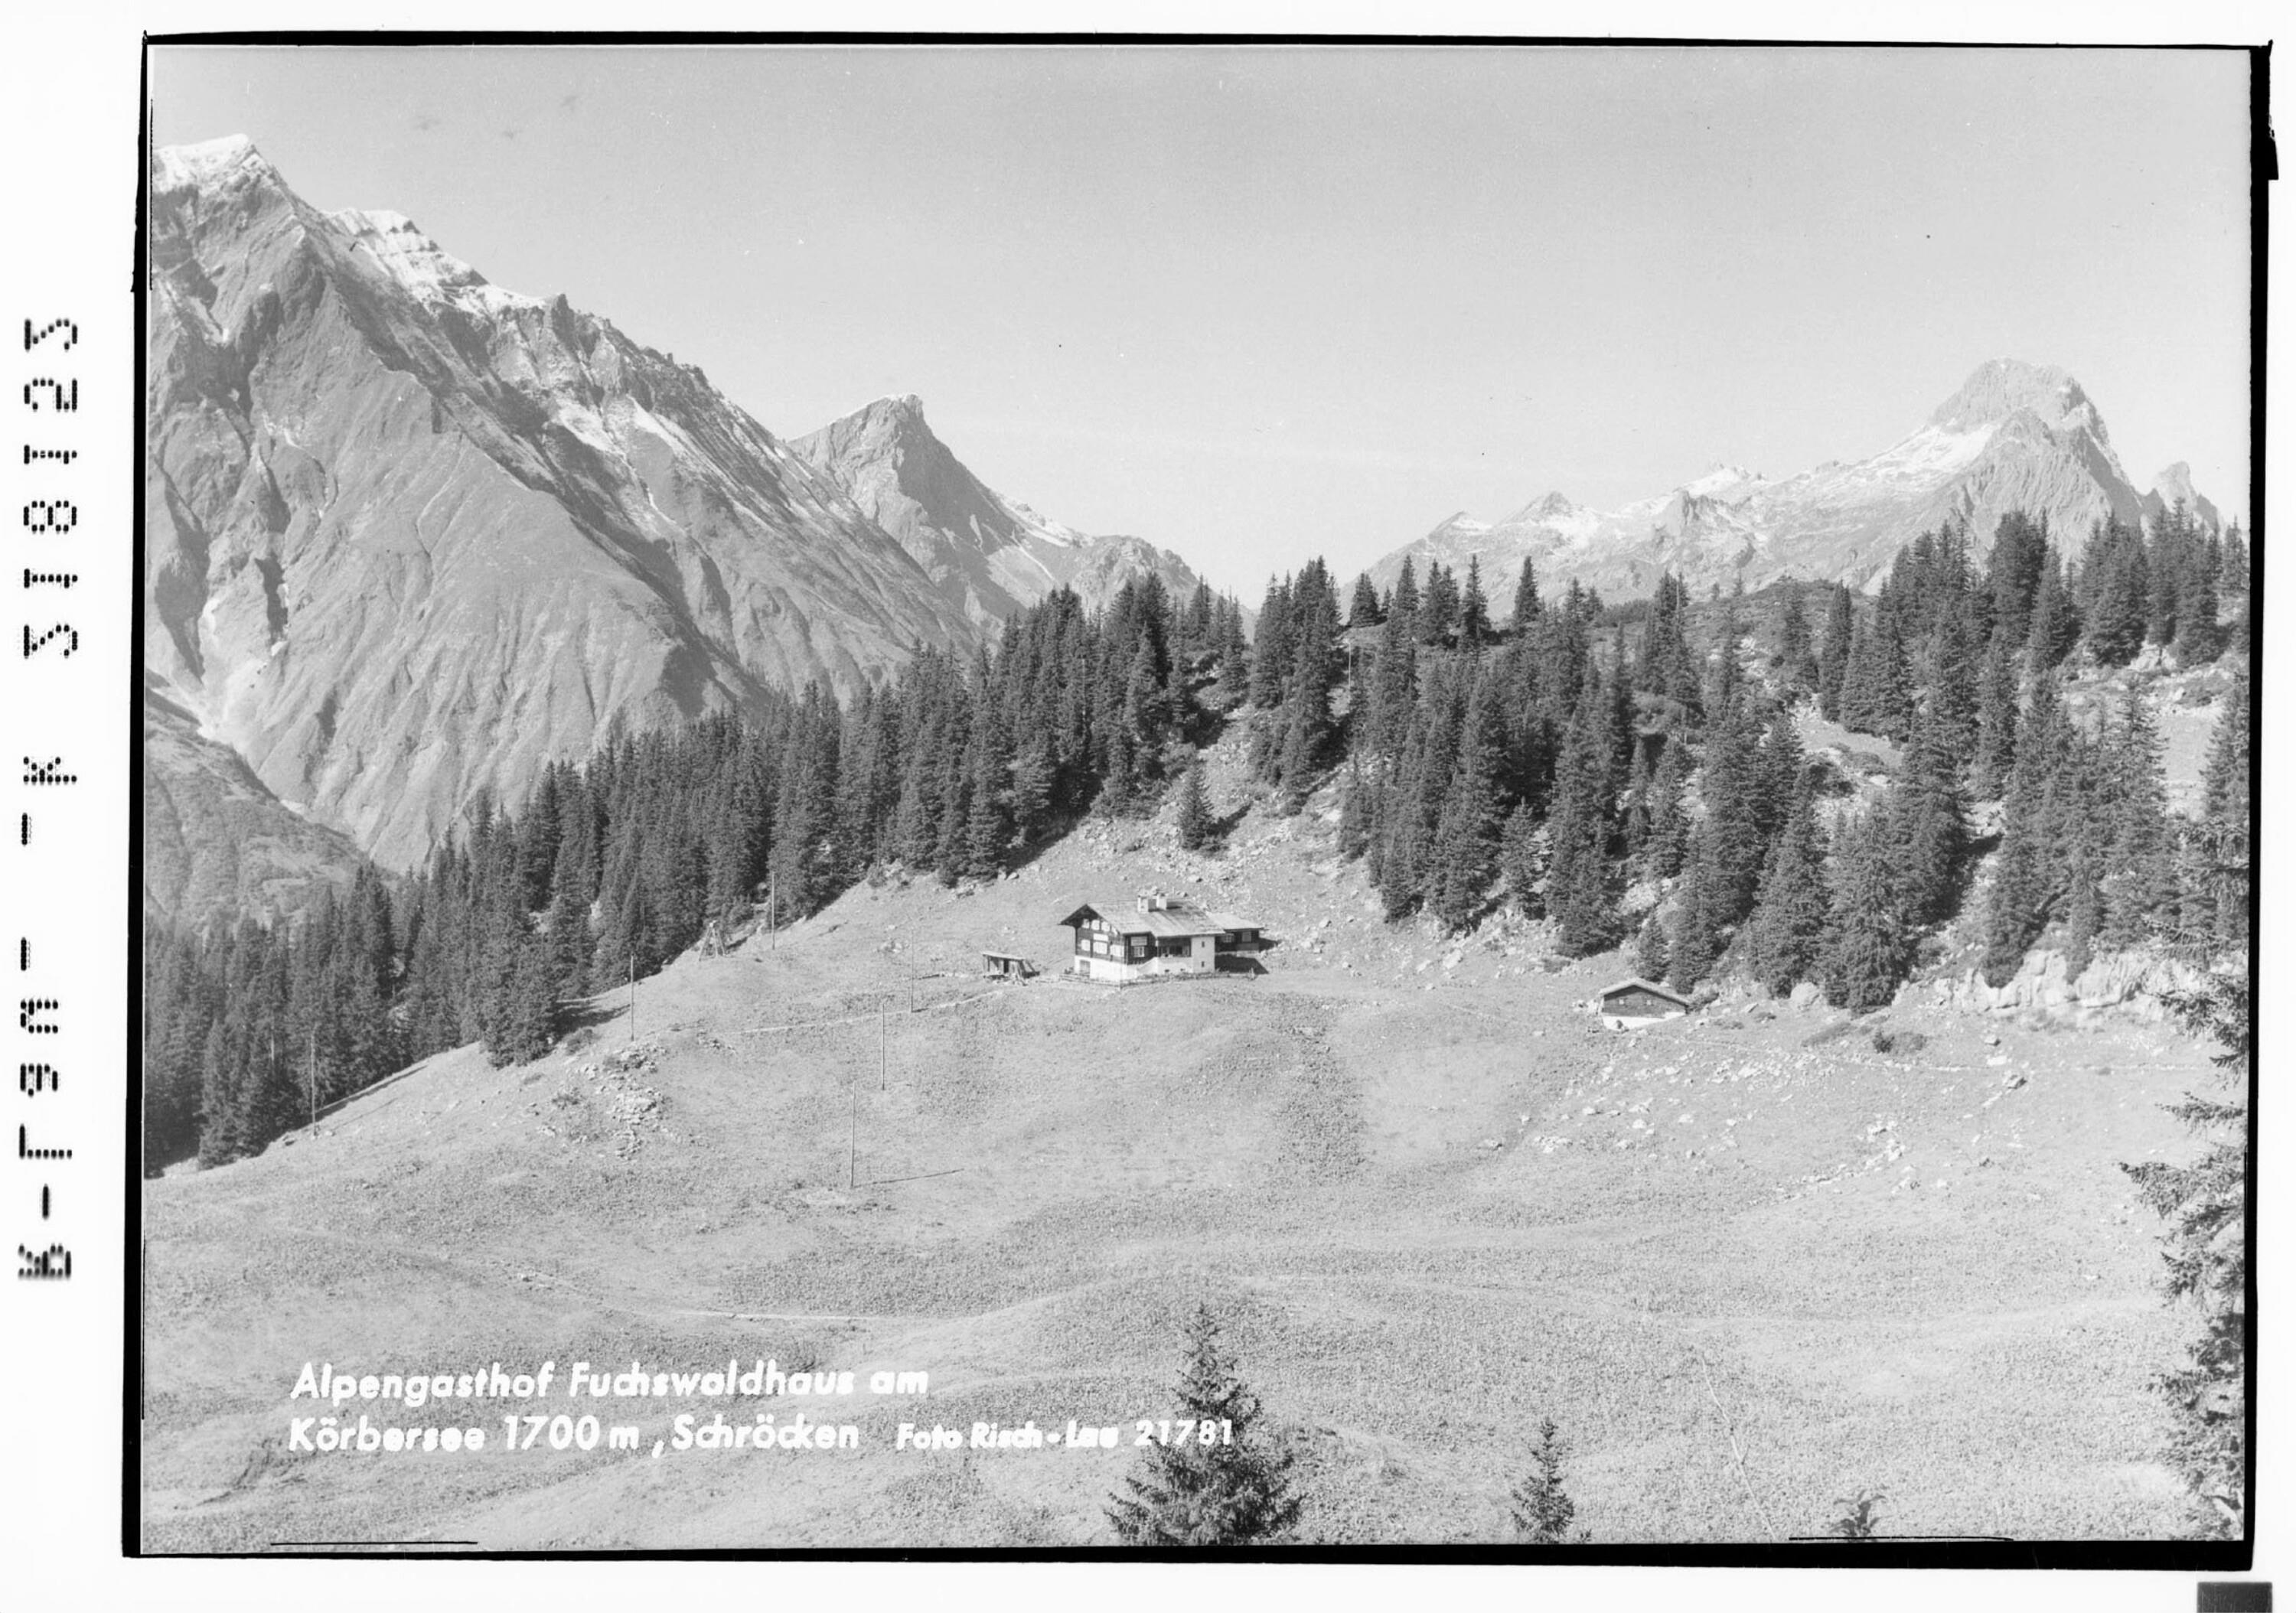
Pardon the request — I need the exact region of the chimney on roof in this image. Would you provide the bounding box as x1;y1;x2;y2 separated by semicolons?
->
1137;891;1169;912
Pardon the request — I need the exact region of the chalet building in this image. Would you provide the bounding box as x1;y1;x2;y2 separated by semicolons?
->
1058;894;1267;984
1595;976;1692;1030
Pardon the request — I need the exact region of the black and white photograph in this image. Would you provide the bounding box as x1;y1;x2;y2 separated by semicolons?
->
117;34;2259;1566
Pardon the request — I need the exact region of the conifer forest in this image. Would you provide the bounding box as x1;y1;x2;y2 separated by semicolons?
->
142;506;2252;1173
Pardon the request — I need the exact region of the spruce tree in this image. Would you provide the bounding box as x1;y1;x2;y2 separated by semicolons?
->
1980;814;2048;989
1336;763;1371;862
1746;780;1828;996
1639;735;1689;881
545;870;593;998
2061;845;2101;982
1459;555;1491;646
1834;612;1877;734
1107;1305;1302;1546
1545;667;1623;955
1890;709;1968;929
2083;518;2151;666
1668;833;1721;991
1417;561;1459;645
2027;548;2081;670
1512;557;1541;632
1176;750;1212;852
489;923;559;1067
2102;683;2174;945
1778;585;1818;693
2196;664;2252;952
962;722;1013;879
1349;572;1383;627
1633;906;1671;982
2121;973;2249;1538
1367;604;1420;761
1821;812;1909;1012
1987;510;2049;646
1008;738;1055;849
1508;1418;1583;1544
1429;678;1503;930
1817;583;1855;721
1923;601;1979;758
1971;624;2020;799
1390;557;1421;637
1499;804;1545;917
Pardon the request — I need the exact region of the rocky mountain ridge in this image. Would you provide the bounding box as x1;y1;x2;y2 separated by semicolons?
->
1374;358;2232;603
794;393;1212;626
144;137;1210;878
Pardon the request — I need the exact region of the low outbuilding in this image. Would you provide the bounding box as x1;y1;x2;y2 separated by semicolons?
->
1595;976;1692;1030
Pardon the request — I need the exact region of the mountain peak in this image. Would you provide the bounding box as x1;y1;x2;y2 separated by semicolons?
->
1494;492;1577;527
824;393;935;441
2141;461;2226;535
1370;356;2170;600
153;134;279;193
1681;463;1762;497
1928;358;2099;436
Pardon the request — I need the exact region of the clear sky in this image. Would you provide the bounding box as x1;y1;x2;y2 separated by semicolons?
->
151;44;2252;591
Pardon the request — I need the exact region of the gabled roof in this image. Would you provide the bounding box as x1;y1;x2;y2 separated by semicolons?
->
1058;900;1256;939
1596;976;1692;1009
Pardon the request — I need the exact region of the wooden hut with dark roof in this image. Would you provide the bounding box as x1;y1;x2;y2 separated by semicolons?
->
1594;976;1693;1029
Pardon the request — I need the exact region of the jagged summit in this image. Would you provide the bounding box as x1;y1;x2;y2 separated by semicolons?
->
795;393;1213;624
1371;356;2219;601
1507;491;1579;523
2143;461;2226;535
152;133;275;190
1681;464;1765;497
145;143;1217;877
145;141;986;870
1928;357;2103;438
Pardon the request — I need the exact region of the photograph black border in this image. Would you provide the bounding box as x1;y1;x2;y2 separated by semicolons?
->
125;28;2270;1569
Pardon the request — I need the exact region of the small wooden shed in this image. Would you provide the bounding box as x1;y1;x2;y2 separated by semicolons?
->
1595;976;1692;1030
981;951;1038;980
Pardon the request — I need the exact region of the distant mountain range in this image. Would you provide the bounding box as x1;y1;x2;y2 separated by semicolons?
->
1370;358;2232;603
143;136;1215;896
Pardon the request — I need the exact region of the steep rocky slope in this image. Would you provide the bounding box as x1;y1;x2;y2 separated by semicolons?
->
146;139;984;870
145;138;1225;878
1375;359;2229;602
142;676;370;927
795;394;1212;625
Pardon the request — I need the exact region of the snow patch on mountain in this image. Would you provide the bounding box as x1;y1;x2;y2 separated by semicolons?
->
1370;358;2223;603
327;207;535;317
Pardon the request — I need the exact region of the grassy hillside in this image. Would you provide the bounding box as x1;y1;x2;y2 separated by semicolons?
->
140;728;2214;1549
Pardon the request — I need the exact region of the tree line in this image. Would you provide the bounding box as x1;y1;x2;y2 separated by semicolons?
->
144;500;2249;1170
143;575;1251;1169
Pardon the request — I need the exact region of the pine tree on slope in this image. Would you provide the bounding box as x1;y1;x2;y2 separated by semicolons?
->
1821;810;1910;1012
1746;779;1830;997
1107;1305;1302;1546
1176;750;1212;852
